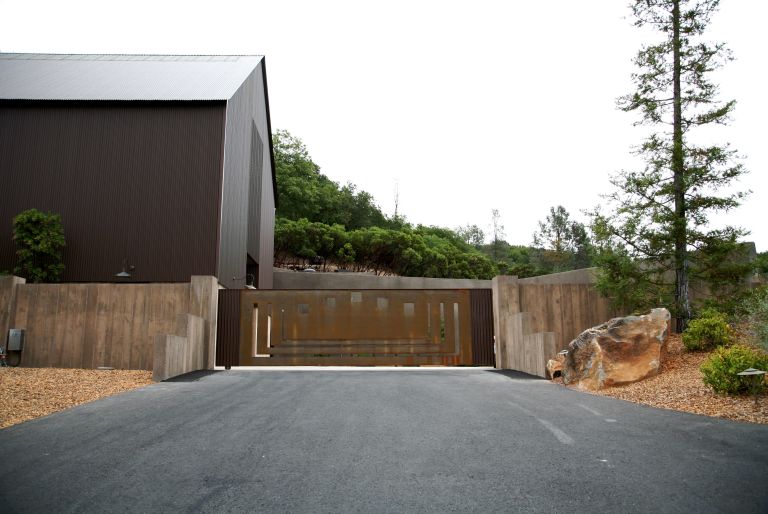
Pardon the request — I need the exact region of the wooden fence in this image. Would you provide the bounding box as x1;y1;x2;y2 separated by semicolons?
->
493;270;618;377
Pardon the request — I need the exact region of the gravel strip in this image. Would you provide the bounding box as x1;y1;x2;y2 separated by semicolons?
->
0;368;152;429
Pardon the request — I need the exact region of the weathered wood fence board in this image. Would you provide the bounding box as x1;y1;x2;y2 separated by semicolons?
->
517;281;616;351
493;270;618;378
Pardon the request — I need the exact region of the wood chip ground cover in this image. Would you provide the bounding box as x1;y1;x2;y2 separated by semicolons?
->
0;368;152;429
554;335;767;425
2;337;766;428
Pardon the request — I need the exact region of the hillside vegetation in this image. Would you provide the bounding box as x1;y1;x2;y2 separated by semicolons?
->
272;130;592;279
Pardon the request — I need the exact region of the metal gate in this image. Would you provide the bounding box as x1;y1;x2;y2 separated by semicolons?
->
216;289;495;367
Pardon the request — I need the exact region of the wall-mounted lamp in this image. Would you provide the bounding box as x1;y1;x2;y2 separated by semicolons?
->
115;258;134;278
233;273;256;289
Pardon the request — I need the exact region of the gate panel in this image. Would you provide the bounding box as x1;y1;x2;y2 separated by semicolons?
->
215;288;241;367
238;289;473;366
470;289;495;366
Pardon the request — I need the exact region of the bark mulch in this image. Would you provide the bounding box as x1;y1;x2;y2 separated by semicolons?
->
0;368;152;429
556;334;767;425
3;337;766;428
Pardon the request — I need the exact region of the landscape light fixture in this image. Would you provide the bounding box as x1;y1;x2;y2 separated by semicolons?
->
737;368;766;407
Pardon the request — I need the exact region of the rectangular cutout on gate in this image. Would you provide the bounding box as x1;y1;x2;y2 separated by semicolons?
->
252;304;259;357
440;302;446;342
403;302;415;316
377;297;389;310
351;291;362;303
427;302;432;337
453;302;460;347
254;304;269;358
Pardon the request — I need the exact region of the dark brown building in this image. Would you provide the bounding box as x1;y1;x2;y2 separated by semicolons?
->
0;54;276;288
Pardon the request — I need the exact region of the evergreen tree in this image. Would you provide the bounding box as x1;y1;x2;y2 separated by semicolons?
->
593;0;748;329
533;206;593;272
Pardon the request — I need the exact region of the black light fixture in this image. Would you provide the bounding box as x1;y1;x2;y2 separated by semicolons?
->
233;273;256;289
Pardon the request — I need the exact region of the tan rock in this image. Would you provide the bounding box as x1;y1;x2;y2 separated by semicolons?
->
546;359;563;379
546;352;565;379
562;308;670;390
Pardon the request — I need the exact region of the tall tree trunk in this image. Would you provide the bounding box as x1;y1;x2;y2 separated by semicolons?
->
672;0;690;332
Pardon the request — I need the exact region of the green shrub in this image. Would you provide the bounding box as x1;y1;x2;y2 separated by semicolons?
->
682;308;732;351
735;286;768;352
12;208;65;283
700;345;768;395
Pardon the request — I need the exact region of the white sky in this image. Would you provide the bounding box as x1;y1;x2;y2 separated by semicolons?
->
2;0;765;251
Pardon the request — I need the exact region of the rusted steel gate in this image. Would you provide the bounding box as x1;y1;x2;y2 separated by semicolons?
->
216;289;495;367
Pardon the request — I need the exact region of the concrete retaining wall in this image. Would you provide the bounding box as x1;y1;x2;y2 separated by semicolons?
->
518;268;598;285
153;313;205;381
274;271;491;290
0;275;25;350
492;272;615;378
0;276;218;372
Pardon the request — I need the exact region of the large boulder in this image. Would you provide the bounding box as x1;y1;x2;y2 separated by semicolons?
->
561;308;670;390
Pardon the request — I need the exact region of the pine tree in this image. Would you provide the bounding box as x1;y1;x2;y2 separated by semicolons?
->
533;206;593;272
592;0;748;330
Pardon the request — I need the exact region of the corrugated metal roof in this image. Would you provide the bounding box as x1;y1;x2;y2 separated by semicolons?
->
0;53;264;100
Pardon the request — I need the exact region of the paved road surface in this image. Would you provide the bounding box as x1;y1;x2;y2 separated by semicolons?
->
1;369;767;513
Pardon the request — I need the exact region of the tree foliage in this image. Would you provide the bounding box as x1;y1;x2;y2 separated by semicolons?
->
532;206;593;272
754;251;768;278
734;286;768;352
490;209;505;261
592;0;748;327
274;218;497;279
273;130;389;230
12;208;65;283
472;206;594;279
272;131;497;280
498;244;548;279
272;133;600;281
456;224;485;247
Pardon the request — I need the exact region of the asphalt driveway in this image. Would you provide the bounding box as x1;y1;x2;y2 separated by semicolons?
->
1;369;767;513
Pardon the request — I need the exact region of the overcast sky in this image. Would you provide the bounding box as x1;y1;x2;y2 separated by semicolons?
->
2;0;765;251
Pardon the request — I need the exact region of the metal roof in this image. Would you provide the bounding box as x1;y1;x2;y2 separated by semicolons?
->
0;53;264;101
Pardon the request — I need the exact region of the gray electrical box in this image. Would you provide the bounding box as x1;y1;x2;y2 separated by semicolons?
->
8;329;24;352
